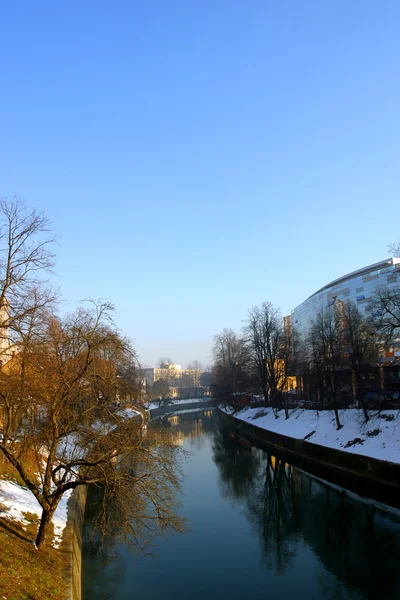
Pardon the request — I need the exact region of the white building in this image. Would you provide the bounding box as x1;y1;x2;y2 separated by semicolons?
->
290;257;400;355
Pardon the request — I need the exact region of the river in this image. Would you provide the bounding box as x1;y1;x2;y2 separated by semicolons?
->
82;409;400;599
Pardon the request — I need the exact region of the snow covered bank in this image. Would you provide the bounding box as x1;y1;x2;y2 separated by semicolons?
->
222;406;400;464
145;398;213;410
0;479;71;548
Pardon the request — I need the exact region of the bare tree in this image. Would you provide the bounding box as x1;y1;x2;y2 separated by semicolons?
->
244;302;291;417
243;304;270;406
157;357;173;369
0;196;57;361
308;305;343;429
342;301;379;422
370;286;400;343
0;301;184;550
211;328;252;403
388;241;400;258
187;360;203;396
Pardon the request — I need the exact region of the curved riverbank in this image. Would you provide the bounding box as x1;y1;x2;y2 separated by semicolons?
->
219;407;400;509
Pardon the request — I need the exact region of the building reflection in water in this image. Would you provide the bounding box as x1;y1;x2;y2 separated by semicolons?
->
212;423;400;600
164;409;216;450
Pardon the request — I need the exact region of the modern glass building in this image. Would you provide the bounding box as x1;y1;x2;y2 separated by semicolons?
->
291;258;400;347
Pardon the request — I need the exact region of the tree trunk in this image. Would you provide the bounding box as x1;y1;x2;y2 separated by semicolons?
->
353;368;369;423
263;388;269;407
351;370;358;406
362;404;370;423
36;507;54;550
333;407;342;430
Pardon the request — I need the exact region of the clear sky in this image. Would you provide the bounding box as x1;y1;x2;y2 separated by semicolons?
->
0;2;399;368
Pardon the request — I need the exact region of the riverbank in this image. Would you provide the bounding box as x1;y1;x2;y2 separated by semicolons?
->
220;406;400;508
148;397;218;419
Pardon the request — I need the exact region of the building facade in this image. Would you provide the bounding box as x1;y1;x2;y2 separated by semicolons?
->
290;257;400;354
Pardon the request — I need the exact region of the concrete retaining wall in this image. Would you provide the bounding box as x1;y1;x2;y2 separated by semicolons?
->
220;409;400;509
63;486;87;600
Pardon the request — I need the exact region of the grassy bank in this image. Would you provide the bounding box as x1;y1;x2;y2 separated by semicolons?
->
0;454;68;600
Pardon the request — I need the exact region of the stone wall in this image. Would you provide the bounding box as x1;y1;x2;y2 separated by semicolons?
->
63;486;87;600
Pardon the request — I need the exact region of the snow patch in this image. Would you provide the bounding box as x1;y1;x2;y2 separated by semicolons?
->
0;479;71;548
145;398;212;410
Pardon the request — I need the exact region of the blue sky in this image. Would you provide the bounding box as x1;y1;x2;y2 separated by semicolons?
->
1;1;399;367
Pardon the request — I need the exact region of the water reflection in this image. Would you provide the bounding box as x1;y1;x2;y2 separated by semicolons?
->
213;422;400;599
83;411;400;600
212;424;263;499
164;409;215;450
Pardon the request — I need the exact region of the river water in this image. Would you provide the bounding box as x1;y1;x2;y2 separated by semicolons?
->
82;410;400;599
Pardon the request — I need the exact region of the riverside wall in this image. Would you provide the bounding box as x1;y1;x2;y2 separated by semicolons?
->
63;486;87;600
219;409;400;509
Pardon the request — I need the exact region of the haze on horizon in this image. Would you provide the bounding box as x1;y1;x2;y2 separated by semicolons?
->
0;2;399;367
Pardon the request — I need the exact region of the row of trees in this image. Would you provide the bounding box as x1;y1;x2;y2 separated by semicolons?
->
212;279;400;429
211;304;294;420
0;197;184;549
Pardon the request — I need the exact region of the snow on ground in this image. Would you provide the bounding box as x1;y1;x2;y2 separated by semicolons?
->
145;398;212;410
115;407;142;420
0;479;71;548
222;406;400;464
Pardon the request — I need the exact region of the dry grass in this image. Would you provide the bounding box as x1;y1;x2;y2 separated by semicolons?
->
0;516;68;600
0;456;68;600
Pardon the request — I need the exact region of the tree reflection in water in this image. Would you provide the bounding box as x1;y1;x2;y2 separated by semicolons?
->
213;422;400;600
212;425;263;499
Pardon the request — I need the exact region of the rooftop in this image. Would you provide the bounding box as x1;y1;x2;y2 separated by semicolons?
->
292;257;400;314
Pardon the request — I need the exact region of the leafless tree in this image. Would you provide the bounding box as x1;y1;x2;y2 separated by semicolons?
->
308;305;343;429
157;357;173;369
211;328;253;403
388;241;400;258
0;196;57;360
0;301;184;550
342;301;379;421
244;302;291;417
370;285;400;343
187;360;203;395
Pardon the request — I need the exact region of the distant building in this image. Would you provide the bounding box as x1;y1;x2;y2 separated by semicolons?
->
143;363;209;399
154;364;182;383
